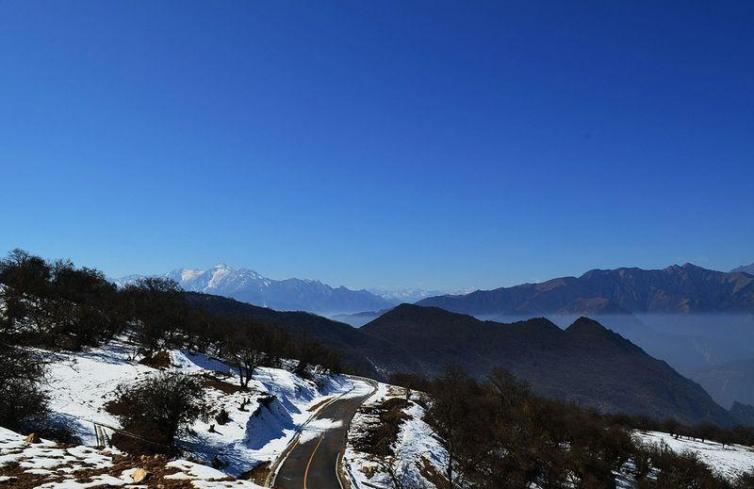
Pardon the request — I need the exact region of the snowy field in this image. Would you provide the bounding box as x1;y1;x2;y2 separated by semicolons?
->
32;340;358;477
343;382;448;489
634;430;754;481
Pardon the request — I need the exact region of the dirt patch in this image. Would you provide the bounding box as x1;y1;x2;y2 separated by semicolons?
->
0;462;50;489
419;456;451;489
200;373;245;394
242;460;271;485
0;452;198;489
109;430;174;456
103;397;130;417
351;398;411;457
307;396;333;412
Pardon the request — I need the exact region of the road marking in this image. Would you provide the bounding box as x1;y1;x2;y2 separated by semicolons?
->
303;435;325;489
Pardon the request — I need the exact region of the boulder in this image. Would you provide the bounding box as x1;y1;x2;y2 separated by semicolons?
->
131;468;151;483
24;433;40;444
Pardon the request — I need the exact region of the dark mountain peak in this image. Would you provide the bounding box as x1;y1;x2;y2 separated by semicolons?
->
381;302;476;321
664;262;708;273
565;317;641;353
566;316;608;335
515;316;562;334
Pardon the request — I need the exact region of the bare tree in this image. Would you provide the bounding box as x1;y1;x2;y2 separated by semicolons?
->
224;326;266;389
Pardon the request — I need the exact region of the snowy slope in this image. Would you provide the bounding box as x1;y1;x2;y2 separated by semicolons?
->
36;339;358;477
634;431;754;481
343;383;448;489
0;426;265;488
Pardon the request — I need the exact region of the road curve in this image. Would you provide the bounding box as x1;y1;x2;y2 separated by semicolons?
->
273;381;375;489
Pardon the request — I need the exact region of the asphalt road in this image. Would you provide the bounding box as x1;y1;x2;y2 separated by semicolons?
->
274;387;374;489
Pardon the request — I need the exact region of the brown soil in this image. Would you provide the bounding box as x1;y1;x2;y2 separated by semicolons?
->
242;460;271;485
0;452;204;489
139;351;172;369
419;457;451;489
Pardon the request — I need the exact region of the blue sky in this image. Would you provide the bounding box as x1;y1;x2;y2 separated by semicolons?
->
1;1;753;290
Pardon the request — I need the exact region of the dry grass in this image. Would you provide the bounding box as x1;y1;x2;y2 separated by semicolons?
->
199;373;245;395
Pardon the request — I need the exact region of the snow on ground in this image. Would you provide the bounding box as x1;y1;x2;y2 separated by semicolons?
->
634;430;754;481
35;339;358;477
0;426;264;488
343;382;447;489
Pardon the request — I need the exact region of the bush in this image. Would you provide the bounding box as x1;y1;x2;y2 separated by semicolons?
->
111;373;206;454
0;343;47;430
215;408;230;425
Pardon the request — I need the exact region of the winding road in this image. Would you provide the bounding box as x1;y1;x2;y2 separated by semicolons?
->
273;380;375;489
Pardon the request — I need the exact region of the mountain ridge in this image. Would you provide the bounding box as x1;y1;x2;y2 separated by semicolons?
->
732;263;754;275
418;263;754;315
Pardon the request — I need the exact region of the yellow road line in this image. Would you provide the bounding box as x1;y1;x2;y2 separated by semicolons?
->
303;435;324;489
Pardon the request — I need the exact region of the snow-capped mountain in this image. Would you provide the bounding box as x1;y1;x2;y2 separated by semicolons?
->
115;264;396;315
368;287;467;304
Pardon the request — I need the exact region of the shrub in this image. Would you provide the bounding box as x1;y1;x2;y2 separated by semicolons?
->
0;343;48;430
215;408;230;425
111;373;206;454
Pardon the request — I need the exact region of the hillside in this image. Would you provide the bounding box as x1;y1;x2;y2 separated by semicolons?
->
184;292;420;377
693;358;754;408
361;304;735;426
186;293;738;425
417;263;754;315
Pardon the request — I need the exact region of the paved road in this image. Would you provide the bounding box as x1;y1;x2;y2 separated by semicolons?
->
274;386;374;489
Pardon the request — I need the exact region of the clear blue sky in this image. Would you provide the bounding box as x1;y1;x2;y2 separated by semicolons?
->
1;1;753;290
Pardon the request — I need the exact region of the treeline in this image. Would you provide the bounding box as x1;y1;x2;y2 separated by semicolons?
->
389;369;754;489
0;249;343;428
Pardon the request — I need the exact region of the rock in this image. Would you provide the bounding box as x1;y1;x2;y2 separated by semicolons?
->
131;468;151;483
24;433;40;444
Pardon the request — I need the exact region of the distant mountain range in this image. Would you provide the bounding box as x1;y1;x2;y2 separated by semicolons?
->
417;263;754;315
366;287;457;304
115;264;400;314
415;263;754;411
732;263;754;275
187;294;734;426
